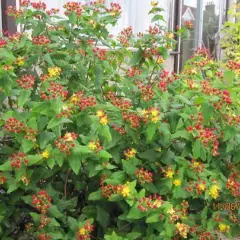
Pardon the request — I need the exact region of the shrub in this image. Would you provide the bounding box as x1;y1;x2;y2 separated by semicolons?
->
0;1;239;239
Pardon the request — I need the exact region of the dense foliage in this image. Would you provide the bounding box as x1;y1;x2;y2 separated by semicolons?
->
0;1;239;239
221;3;240;61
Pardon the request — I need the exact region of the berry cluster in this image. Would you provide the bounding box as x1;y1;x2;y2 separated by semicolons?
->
4;118;26;133
0;39;7;48
137;195;163;212
100;177;130;198
24;127;38;142
37;232;51;240
158;70;176;91
93;47;107;60
64;2;83;16
46;8;60;15
39;215;51;228
96;110;109;125
76;221;94;240
55;132;78;155
111;124;126;135
148;26;159;35
123;112;141;128
106;3;121;16
0;172;6;184
136;168;153;184
183;20;193;29
198;231;214;240
10;152;29;169
194;47;211;59
78;96;97;110
48;67;62;78
88;140;103;152
17;74;35;89
123;148;137;159
56;104;73;119
31;2;46;10
226;174;240;197
6;6;23;18
118;26;133;47
32;190;52;214
143;47;159;58
187;113;220;156
41;82;68;100
106;91;132;110
226;60;240;75
190;159;205;173
20;0;30;7
126;67;142;78
136;81;154;101
32;35;50;45
9;32;22;42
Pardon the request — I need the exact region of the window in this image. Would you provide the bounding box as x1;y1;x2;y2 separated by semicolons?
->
180;0;227;70
29;0;174;35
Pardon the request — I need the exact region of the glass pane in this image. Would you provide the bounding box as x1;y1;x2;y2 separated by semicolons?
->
202;0;221;59
180;0;198;70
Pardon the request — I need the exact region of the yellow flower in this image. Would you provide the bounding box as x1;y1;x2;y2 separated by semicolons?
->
151;1;158;7
121;184;130;197
193;161;200;168
151;116;159;123
16;57;25;66
48;67;62;78
167;207;175;214
209;184;220;199
79;228;86;235
21;175;29;185
166;168;174;178
62;104;69;110
42;151;50;159
89;20;97;28
64;133;74;142
219;223;230;233
151;109;159;117
70;94;79;103
198;183;206;191
175;222;189;239
173;179;182;186
99;116;109;125
157;57;165;64
88;141;97;151
96;110;104;117
167;32;174;39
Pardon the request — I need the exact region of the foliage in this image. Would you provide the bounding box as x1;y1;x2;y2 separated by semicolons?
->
221;3;240;61
0;1;240;239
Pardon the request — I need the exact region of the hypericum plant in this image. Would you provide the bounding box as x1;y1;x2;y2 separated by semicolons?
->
0;0;239;239
221;3;240;61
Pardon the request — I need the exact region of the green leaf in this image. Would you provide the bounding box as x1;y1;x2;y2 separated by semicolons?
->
146;123;157;143
94;65;103;89
88;190;103;201
69;152;82;174
32;22;45;37
21;139;34;153
130;49;143;65
97;206;109;227
171;130;190;140
122;160;136;175
126;232;142;239
43;53;54;66
28;155;42;166
127;204;145;220
146;213;160;223
39;131;56;149
68;217;78;231
69;12;77;24
48;205;63;218
151;14;165;23
223;70;235;86
0;161;11;171
18;90;31;107
193;140;201;159
201;102;214;122
98;150;112;159
0;49;15;61
47;117;62;129
223;126;236;141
